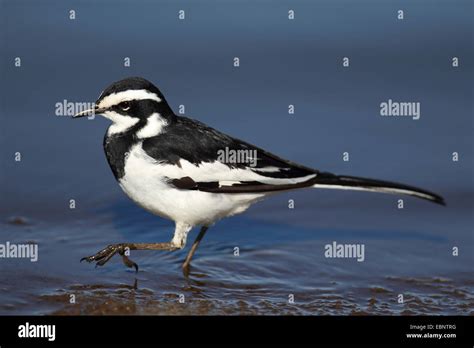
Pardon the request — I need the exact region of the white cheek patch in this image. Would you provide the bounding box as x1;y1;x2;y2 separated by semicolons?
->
98;89;161;109
104;111;139;136
136;113;168;138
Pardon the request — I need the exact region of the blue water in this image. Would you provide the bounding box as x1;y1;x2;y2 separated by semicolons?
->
0;0;473;314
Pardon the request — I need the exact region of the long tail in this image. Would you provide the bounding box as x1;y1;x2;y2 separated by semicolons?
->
312;173;445;205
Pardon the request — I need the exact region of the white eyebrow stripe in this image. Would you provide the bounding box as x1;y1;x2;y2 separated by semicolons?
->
98;89;162;109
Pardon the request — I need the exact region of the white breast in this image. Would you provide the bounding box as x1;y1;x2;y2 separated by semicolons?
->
118;143;266;226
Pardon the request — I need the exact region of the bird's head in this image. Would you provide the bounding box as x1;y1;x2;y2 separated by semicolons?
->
74;77;174;137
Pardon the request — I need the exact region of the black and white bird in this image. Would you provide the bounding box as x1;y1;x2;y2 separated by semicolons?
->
74;77;445;274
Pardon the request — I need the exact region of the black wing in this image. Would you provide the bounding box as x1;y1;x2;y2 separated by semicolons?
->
142;116;445;204
142;115;322;182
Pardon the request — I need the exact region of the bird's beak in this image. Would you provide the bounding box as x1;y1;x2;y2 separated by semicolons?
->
73;106;107;118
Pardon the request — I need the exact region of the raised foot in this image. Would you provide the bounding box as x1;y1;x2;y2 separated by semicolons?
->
81;242;181;272
81;243;138;272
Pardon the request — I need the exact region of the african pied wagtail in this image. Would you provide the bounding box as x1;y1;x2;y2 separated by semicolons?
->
74;77;445;275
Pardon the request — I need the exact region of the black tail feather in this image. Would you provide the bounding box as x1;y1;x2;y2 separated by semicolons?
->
313;173;445;206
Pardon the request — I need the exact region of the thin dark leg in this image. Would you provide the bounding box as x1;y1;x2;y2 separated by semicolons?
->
81;242;179;272
182;226;209;276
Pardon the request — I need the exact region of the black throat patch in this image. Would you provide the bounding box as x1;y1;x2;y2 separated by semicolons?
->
103;121;145;180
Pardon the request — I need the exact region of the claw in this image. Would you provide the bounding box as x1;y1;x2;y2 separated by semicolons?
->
81;243;139;271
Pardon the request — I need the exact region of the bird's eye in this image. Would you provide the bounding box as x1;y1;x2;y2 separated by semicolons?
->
119;101;131;111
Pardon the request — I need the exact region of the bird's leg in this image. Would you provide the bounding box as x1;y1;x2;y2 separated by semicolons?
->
182;226;209;276
81;242;179;272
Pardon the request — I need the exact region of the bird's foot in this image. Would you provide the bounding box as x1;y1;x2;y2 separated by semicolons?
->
81;243;138;272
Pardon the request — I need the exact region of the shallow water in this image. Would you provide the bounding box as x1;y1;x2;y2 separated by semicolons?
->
1;195;473;315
